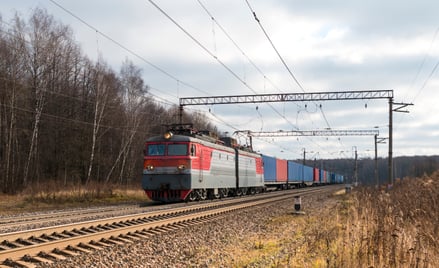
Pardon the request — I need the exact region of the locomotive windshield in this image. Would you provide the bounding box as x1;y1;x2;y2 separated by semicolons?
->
146;143;188;156
168;144;188;156
147;144;165;156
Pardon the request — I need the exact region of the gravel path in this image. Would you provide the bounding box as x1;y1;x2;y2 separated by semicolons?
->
41;189;341;268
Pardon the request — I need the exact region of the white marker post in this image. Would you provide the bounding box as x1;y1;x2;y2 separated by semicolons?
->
293;195;305;215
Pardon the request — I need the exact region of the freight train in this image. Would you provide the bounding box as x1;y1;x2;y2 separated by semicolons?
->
142;124;344;202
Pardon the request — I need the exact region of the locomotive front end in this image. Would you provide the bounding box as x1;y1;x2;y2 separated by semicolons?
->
142;132;194;202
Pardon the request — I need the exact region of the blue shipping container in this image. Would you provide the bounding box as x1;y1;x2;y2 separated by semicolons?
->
287;161;303;183
303;165;314;182
262;155;276;182
330;173;336;184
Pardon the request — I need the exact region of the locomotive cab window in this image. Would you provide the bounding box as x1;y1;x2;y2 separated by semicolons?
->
190;144;196;156
147;144;165;156
168;144;188;156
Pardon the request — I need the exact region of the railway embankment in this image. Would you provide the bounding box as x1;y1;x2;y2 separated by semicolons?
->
36;186;344;267
43;173;439;267
2;174;438;267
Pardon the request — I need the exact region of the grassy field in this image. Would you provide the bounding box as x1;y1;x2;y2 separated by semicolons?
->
209;172;439;267
0;183;147;215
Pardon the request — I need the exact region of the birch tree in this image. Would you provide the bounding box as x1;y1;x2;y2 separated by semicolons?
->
22;10;51;187
22;9;76;187
0;15;28;192
86;62;111;185
105;59;147;184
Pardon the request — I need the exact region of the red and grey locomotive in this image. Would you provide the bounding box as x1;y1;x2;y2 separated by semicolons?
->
142;124;264;202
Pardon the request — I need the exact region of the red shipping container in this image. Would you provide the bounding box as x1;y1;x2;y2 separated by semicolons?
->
276;159;288;182
313;168;319;182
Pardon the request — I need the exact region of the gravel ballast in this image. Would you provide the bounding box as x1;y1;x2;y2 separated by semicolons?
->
41;189;343;267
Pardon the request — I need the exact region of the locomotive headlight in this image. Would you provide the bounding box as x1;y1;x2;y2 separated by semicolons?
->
177;164;186;170
163;131;173;140
146;165;155;171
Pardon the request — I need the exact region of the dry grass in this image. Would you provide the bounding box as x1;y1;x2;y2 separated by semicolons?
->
214;171;439;267
0;182;147;215
337;172;439;268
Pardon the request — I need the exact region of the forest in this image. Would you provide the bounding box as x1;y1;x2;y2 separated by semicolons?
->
0;8;214;194
1;9;436;195
310;155;439;186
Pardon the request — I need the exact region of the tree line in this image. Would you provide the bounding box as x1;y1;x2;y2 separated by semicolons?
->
313;155;439;186
0;8;214;194
2;8;435;195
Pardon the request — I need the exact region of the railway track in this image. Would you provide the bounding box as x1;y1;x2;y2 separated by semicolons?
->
0;186;340;267
0;204;152;234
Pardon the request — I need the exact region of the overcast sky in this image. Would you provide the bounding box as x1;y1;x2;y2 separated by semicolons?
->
1;0;438;160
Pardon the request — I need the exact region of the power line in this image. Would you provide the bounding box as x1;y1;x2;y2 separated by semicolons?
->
49;0;303;140
196;0;324;133
147;0;255;94
243;0;333;132
48;0;211;97
147;0;306;134
196;0;283;93
25;1;333;156
412;57;439;103
409;26;439;99
48;0;322;141
244;0;304;93
0;102;154;135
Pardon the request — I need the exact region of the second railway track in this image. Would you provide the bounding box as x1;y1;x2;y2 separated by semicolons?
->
0;186;340;267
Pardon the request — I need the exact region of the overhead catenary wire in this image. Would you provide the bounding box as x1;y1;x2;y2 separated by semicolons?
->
196;0;284;93
0;25;178;109
48;0;303;138
412;57;439;103
147;0;254;94
48;0;211;97
151;1;317;139
47;0;327;146
196;0;326;137
408;26;439;101
30;1;343;158
207;110;303;158
244;0;333;132
244;0;304;93
393;26;439;143
243;0;340;154
0;102;156;136
147;0;307;133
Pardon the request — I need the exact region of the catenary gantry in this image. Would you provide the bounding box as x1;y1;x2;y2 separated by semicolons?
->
178;89;411;187
179;90;393;106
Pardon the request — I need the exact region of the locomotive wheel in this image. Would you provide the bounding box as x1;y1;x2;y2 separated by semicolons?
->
235;189;242;197
198;189;207;200
187;191;197;202
241;187;247;196
220;188;228;198
212;190;221;199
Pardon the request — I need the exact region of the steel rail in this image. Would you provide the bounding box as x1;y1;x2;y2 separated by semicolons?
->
0;205;145;231
0;186;337;264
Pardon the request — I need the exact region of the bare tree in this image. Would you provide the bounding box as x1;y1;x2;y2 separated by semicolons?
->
105;59;148;184
0;15;28;192
0;8;202;192
22;9;77;187
85;61;112;185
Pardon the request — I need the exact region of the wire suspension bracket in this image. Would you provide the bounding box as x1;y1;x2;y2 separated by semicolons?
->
179;89;413;188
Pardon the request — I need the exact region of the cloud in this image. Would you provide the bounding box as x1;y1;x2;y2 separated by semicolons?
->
1;0;437;158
